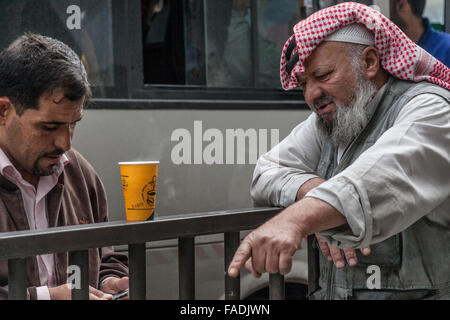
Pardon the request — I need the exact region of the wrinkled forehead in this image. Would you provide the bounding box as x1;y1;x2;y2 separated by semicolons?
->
295;41;352;80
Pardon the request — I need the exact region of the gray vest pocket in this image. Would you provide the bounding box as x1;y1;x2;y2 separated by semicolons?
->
355;234;402;268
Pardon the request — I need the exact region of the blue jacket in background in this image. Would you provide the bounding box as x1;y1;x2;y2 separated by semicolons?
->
418;18;450;68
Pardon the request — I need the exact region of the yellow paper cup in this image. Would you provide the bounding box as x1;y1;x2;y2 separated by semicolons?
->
118;161;159;221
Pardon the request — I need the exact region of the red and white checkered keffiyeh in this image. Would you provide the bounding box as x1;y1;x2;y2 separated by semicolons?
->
280;2;450;90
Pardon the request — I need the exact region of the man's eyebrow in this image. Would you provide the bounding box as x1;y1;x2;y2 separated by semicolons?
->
39;117;83;125
311;66;333;76
297;67;333;82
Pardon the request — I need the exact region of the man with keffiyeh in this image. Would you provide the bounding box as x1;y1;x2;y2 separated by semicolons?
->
228;2;449;300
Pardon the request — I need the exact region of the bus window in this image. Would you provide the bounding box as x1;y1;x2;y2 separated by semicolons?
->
423;0;445;30
0;0;115;92
206;0;300;88
141;0;185;85
141;0;302;88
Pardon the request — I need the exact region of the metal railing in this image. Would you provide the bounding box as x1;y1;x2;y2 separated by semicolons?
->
0;207;285;300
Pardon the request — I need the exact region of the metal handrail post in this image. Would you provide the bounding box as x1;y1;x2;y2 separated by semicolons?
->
129;243;147;300
269;273;285;300
178;237;195;300
8;258;27;300
69;250;90;300
224;232;240;300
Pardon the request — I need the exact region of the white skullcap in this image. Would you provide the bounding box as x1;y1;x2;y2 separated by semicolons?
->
325;23;375;46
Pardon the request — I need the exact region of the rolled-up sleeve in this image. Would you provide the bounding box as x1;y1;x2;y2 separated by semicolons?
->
251;113;323;207
306;94;450;248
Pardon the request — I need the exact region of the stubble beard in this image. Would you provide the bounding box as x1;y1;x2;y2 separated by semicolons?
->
30;149;65;176
30;162;58;176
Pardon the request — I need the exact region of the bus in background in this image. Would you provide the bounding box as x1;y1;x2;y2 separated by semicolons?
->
0;0;448;299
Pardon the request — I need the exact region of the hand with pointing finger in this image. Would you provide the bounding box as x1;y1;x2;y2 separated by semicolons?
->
228;197;349;278
228;208;305;278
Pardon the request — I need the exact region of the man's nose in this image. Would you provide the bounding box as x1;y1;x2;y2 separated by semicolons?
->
54;127;72;151
304;82;323;108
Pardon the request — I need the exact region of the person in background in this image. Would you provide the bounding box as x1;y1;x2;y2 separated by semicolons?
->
390;0;450;67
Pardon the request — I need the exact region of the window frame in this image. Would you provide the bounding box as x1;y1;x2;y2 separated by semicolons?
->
446;0;450;33
90;0;450;110
89;0;308;110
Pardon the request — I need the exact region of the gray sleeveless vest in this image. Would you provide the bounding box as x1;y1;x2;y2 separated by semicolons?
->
308;77;450;300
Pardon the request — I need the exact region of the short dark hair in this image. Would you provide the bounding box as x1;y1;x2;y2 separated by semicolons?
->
407;0;426;17
0;33;91;115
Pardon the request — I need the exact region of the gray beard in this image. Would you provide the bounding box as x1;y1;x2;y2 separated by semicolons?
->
316;78;377;146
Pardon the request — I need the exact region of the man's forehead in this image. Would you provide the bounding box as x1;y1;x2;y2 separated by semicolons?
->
298;42;347;79
27;90;85;120
40;88;76;103
30;104;83;120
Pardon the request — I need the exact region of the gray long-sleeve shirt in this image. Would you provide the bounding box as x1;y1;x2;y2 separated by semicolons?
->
251;93;450;249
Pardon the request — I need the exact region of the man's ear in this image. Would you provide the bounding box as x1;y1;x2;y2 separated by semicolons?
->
361;46;381;80
361;46;389;89
0;97;14;125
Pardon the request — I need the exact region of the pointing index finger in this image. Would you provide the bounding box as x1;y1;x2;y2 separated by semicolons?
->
227;240;252;278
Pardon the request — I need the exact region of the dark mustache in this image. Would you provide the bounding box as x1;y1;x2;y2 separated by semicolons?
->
312;94;335;110
41;149;65;158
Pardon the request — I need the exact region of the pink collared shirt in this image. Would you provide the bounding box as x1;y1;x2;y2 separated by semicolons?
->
0;148;68;299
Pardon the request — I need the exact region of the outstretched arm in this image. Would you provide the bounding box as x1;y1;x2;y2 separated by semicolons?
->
228;197;347;277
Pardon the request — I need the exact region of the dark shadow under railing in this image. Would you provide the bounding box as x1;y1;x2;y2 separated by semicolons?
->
0;207;285;300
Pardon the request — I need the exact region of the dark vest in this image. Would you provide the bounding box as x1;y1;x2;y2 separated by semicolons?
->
308;78;450;300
